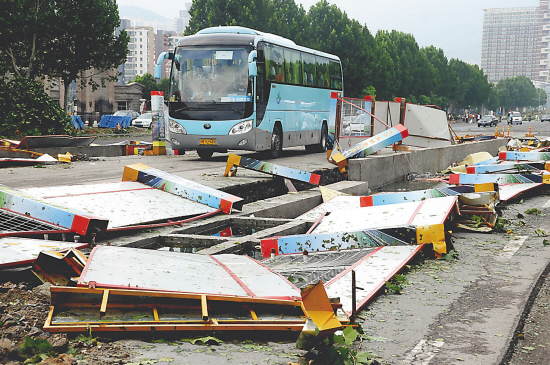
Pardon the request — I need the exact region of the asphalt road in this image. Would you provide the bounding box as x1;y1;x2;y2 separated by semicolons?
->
451;119;550;139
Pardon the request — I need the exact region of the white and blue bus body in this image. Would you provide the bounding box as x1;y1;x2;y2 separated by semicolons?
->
155;26;343;159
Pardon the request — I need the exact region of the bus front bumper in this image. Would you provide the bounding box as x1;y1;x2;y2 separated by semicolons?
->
169;131;256;151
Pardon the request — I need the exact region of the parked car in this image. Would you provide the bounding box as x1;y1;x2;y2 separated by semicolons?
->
132;113;153;128
113;110;140;120
541;114;550;122
508;111;522;125
478;115;498;127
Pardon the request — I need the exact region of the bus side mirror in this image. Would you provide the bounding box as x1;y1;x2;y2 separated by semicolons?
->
248;50;257;77
154;52;172;79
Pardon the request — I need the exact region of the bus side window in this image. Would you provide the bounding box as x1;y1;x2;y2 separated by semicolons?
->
316;57;329;88
301;53;316;87
283;49;301;85
329;61;342;90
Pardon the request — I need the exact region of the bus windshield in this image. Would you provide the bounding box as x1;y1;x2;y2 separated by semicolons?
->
170;47;252;104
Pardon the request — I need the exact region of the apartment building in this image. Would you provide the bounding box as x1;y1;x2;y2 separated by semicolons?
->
123;26;155;83
481;1;549;84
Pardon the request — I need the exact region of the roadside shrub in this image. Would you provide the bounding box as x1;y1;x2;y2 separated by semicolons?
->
0;77;72;139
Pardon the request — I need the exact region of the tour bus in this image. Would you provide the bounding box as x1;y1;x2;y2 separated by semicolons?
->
155;26;343;159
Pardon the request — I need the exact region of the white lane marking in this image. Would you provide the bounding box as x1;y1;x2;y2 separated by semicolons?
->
498;236;528;261
543;198;550;209
401;339;445;365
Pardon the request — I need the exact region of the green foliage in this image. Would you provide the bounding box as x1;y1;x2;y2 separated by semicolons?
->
0;77;72;138
180;336;223;345
18;336;55;361
184;0;493;108
134;74;170;102
385;273;408;294
525;208;542;215
497;76;547;110
441;249;458;261
0;0;129;111
309;326;380;364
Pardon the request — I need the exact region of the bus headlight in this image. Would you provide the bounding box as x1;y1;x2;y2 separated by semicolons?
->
169;120;187;134
229;120;253;135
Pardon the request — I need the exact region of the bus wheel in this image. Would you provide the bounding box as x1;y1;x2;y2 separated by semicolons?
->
197;149;214;159
306;122;328;153
268;124;283;159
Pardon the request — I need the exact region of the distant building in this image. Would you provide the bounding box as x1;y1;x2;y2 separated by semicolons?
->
176;4;192;33
123;26;155;83
155;30;180;79
481;1;549;84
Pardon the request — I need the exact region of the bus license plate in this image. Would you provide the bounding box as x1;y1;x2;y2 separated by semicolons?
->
200;138;216;145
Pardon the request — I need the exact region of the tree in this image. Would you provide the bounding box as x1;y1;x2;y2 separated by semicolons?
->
0;77;71;138
496;75;543;110
134;73;170;102
0;0;129;113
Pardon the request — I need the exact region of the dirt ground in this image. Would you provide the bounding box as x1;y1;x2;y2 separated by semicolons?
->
0;276;137;365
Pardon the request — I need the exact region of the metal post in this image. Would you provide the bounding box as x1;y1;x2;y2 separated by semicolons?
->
351;270;356;324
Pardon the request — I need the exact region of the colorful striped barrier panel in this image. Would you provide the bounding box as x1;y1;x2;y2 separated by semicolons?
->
0;184;108;236
331;124;409;174
123;163;243;213
224;154;321;185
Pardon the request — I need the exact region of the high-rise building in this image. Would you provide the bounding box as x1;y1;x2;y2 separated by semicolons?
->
176;4;193;33
481;1;549;84
123;26;155;83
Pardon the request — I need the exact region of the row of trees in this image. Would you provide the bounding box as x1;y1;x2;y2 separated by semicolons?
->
0;0;129;137
1;0;546;139
186;0;545;113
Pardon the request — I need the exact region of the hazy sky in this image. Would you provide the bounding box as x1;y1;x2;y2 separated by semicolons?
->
117;0;541;65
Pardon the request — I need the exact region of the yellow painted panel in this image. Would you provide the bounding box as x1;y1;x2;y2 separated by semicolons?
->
122;163;151;181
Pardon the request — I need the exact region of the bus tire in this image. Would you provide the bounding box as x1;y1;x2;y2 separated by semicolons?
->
306;122;328;153
197;149;214;159
267;124;283;159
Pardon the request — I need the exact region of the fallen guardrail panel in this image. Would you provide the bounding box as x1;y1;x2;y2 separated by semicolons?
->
324;245;425;316
124;163;243;213
0;237;88;269
466;162;549;174
32;248;87;286
499;151;550;161
263;245;425;317
21;181;218;230
498;183;544;201
261;229;411;257
44;281;343;336
0;184;108;236
330;125;409;175
223;154;321;185
303;196;458;255
78;245;300;299
449;172;550;185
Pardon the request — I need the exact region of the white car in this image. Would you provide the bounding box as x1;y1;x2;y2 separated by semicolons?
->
132;113;153;128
